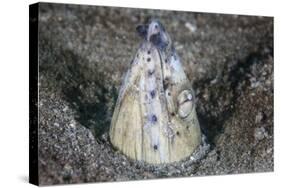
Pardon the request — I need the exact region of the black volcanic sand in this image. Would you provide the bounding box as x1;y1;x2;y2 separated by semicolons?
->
37;3;273;185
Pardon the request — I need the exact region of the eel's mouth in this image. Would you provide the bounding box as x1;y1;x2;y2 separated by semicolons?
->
149;33;161;45
149;33;168;50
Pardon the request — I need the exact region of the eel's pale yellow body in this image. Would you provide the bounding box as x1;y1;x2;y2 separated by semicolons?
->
110;21;201;164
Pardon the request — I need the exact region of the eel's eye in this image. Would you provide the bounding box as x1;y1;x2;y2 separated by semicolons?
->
177;90;194;119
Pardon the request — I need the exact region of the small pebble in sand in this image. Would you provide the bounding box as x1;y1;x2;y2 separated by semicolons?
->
184;22;197;33
254;127;268;141
54;122;60;127
255;112;264;123
63;106;69;112
69;120;76;128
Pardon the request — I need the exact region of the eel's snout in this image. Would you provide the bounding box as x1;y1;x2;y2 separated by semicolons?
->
136;20;170;50
147;21;162;40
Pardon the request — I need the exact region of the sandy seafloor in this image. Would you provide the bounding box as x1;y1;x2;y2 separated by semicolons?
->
37;2;273;185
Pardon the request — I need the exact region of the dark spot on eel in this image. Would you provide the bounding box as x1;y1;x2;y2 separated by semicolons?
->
151;114;157;123
148;69;155;76
150;90;156;98
176;131;180;136
163;77;170;90
153;145;158;150
145;94;148;101
147;58;151;62
147;50;151;54
171;112;175;116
